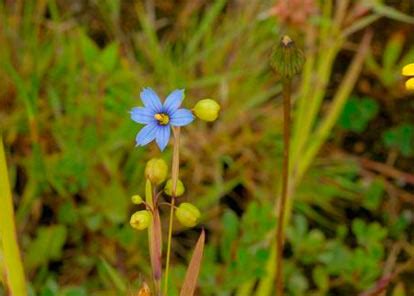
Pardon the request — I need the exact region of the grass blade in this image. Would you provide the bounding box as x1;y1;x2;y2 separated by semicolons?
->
98;257;127;294
185;0;227;57
371;2;414;24
0;135;27;296
145;180;162;294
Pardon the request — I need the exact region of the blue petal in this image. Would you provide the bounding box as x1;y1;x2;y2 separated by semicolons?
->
170;109;194;126
130;107;156;124
155;125;171;151
140;88;162;112
135;123;159;146
163;89;184;114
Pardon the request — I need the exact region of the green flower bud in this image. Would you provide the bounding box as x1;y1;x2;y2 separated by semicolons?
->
270;35;305;79
175;203;200;228
164;179;185;197
130;210;151;230
131;194;143;205
193;99;220;122
145;158;168;185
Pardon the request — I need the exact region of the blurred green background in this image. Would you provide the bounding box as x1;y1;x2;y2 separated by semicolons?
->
1;0;414;295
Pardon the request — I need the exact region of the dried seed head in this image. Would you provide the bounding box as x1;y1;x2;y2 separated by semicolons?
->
270;35;305;79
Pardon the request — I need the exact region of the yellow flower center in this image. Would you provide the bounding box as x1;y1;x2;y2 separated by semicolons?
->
154;113;170;125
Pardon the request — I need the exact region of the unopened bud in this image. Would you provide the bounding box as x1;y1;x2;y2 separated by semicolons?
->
164;179;185;197
270;35;305;79
176;203;200;228
130;210;151;230
131;194;144;205
145;158;168;185
193;99;220;122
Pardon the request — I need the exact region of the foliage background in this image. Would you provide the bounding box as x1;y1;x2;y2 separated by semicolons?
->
1;0;414;295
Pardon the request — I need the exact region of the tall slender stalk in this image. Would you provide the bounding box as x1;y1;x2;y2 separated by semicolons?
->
164;127;181;295
268;35;304;296
275;79;291;296
0;135;27;296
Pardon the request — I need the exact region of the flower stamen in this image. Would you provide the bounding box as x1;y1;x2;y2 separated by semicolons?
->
154;113;170;125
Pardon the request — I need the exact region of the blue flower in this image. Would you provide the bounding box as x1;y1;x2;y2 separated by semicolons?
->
130;88;194;151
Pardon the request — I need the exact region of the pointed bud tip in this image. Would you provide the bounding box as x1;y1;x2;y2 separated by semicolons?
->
281;35;293;47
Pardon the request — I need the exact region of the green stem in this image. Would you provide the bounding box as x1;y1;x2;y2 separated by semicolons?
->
275;79;291;296
164;127;181;295
0;135;27;295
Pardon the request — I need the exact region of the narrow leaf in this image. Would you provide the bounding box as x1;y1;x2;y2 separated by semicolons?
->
186;0;227;56
372;2;414;24
98;257;127;293
151;208;162;281
146;180;162;290
180;229;205;296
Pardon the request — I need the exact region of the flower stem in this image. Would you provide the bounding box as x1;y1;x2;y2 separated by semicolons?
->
0;135;27;296
275;78;291;296
164;127;181;295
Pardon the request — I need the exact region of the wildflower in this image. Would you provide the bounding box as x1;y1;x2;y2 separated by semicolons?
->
402;63;414;76
130;210;151;230
164;179;185;197
193;99;221;122
130;88;194;151
405;79;414;91
402;63;414;90
175;203;200;227
145;158;168;185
